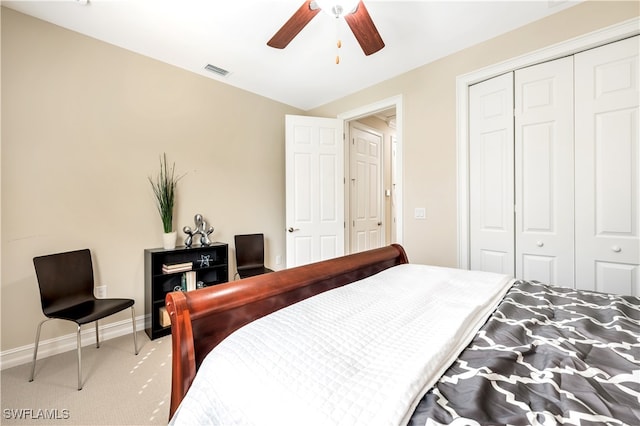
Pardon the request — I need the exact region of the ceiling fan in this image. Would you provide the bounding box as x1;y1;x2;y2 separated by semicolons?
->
267;0;385;56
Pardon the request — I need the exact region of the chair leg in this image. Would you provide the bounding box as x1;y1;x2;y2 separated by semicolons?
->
77;325;83;391
29;319;50;382
30;312;135;390
131;306;139;355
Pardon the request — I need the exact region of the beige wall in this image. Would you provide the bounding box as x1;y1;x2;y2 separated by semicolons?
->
1;1;638;355
1;8;302;352
309;0;639;267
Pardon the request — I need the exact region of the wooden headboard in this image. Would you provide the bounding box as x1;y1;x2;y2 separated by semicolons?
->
165;244;409;417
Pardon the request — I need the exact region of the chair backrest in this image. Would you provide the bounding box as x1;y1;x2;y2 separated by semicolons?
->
234;234;266;270
33;248;95;315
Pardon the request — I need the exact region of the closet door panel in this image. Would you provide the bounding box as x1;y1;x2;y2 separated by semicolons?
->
515;56;575;287
522;255;555;282
575;36;639;296
469;73;515;275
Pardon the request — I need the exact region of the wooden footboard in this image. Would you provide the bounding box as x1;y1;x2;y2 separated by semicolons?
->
165;244;408;418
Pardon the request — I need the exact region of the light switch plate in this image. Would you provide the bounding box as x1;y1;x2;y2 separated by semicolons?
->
414;207;426;219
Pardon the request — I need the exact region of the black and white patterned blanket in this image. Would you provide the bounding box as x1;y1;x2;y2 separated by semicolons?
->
409;280;640;426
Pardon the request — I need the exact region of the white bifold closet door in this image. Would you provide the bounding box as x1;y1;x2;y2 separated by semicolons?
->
514;57;575;287
574;36;639;296
470;58;574;286
470;36;639;296
469;73;515;276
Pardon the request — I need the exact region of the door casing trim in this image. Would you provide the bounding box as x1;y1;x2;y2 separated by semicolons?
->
338;95;404;251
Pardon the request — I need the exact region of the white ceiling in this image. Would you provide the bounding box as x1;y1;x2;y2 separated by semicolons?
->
2;0;582;110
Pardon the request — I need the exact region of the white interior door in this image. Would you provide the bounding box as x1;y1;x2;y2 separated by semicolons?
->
575;36;639;296
349;123;383;253
469;72;515;275
285;115;345;267
514;56;574;287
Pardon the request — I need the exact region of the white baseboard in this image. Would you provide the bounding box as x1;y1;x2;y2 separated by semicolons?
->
0;315;147;370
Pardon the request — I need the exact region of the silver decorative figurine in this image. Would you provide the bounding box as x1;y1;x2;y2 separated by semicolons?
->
183;214;214;247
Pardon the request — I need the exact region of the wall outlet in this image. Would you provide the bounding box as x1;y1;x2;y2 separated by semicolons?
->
275;255;282;266
95;285;107;298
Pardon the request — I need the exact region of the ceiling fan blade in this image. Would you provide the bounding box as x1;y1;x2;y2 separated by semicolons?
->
267;1;321;49
344;0;385;56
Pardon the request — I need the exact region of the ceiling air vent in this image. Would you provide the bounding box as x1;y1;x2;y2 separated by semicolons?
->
204;64;230;77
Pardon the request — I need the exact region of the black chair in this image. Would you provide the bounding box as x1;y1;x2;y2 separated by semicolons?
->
234;234;274;279
29;248;138;390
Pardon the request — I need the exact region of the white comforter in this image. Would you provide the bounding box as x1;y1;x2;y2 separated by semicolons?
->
170;264;513;426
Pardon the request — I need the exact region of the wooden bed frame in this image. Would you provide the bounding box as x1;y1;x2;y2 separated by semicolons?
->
165;244;409;417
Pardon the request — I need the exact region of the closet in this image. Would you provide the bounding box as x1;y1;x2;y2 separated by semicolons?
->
469;36;638;296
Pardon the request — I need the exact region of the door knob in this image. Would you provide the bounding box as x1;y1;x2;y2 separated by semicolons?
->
612;246;622;253
288;227;300;233
536;241;544;247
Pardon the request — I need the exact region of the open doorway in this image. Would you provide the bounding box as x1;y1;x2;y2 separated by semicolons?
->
338;96;403;255
346;109;397;253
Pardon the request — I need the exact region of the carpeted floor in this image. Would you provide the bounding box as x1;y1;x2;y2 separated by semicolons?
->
1;332;171;425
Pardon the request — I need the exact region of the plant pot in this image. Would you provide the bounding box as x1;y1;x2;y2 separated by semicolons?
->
163;231;177;250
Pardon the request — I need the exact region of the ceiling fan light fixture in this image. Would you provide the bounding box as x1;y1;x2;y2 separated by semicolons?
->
267;0;383;56
315;0;359;18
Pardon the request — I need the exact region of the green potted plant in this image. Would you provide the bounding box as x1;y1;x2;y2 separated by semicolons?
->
149;153;182;249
